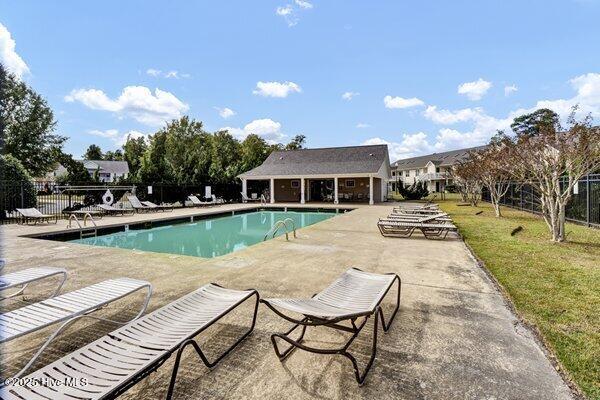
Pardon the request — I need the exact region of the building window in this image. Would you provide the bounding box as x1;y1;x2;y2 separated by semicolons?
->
291;180;300;188
346;179;355;188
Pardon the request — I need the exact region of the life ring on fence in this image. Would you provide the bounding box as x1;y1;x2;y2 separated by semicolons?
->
102;190;114;205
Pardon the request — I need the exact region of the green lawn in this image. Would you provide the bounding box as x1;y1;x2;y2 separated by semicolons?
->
436;200;600;399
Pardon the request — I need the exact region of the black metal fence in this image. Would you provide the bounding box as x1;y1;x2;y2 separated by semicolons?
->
481;174;600;228
0;180;241;223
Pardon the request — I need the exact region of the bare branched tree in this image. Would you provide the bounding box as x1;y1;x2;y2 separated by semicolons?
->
473;135;514;217
508;107;600;242
452;157;483;206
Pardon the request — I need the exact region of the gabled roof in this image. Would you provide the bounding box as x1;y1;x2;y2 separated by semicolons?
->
239;145;389;178
391;145;486;169
83;160;129;175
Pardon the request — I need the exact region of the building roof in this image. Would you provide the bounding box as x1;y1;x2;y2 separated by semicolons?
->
391;145;486;169
239;145;390;178
54;160;129;177
83;160;129;175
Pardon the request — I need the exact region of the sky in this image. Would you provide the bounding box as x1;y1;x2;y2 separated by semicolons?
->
1;0;599;162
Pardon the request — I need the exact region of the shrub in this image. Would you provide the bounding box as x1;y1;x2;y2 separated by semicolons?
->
398;180;430;200
0;155;37;219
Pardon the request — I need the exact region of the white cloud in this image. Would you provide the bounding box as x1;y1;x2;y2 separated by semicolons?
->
384;95;425;109
221;118;287;143
356;123;370;128
363;132;432;161
342;91;359;101
457;78;492;100
253;81;301;98
89;129;119;138
146;68;190;79
504;84;518;96
423;105;484;124
0;23;30;78
146;68;161;77
65;86;189;126
215;107;236;119
88;129;148;147
295;0;313;9
276;5;298;26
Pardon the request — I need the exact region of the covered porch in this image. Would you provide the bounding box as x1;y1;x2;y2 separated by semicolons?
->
241;175;384;205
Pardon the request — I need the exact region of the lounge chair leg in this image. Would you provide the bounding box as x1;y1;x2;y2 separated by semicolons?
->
379;274;401;332
166;290;259;400
270;320;308;360
341;308;380;385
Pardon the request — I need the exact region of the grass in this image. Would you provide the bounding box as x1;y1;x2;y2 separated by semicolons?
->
437;200;600;399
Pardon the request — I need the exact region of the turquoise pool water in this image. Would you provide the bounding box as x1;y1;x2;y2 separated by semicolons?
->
71;211;336;258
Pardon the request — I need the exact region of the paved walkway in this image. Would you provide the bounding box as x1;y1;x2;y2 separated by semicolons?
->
0;204;573;399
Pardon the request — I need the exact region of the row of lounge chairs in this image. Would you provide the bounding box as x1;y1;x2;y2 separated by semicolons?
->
14;194;227;225
378;203;458;240
1;265;400;397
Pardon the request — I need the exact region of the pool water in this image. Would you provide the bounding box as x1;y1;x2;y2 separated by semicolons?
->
71;211;336;258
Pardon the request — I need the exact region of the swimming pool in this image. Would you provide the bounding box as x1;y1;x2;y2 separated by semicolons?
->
70;210;337;258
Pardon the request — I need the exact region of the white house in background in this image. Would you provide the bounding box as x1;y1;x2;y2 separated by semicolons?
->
390;146;485;193
53;160;130;183
238;145;391;204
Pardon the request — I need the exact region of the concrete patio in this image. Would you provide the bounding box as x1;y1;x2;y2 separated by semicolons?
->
0;203;574;399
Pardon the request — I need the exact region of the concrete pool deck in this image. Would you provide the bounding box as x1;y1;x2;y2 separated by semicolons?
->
1;203;575;399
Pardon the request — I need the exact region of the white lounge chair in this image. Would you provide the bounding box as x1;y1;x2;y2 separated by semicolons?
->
386;212;451;223
261;268;401;384
212;194;225;204
392;207;442;215
97;203;135;216
1;284;259;399
0;267;67;300
141;200;174;212
378;219;457;240
241;192;261;203
188;194;215;207
0;277;152;378
127;195;154;212
15;208;57;225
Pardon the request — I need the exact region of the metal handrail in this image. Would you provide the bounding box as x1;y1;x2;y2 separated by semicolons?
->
263;220;289;241
83;212;97;228
282;218;297;238
67;214;82;229
260;194;267;206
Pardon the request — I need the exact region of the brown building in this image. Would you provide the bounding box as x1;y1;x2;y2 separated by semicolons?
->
238;145;391;205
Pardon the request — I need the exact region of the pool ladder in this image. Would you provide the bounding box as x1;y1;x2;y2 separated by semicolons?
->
263;218;296;241
67;213;98;239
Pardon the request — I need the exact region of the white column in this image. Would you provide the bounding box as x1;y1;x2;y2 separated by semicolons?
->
270;178;275;204
300;178;305;204
334;177;339;204
242;179;247;201
369;175;374;205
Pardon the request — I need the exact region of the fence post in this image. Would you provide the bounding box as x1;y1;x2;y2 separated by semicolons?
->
586;175;591;227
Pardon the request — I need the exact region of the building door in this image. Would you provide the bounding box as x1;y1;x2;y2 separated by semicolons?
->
435;182;440;192
309;179;333;201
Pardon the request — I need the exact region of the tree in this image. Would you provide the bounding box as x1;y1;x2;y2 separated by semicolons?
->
209;131;241;183
468;136;513;217
164;117;212;185
83;144;103;160
55;152;94;184
285;134;306;150
239;134;271;172
452;158;483;206
103;149;124;161
0;154;36;219
123;135;148;176
0;63;65;177
510;108;559;138
397;180;429;200
507;107;600;242
137;130;173;183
